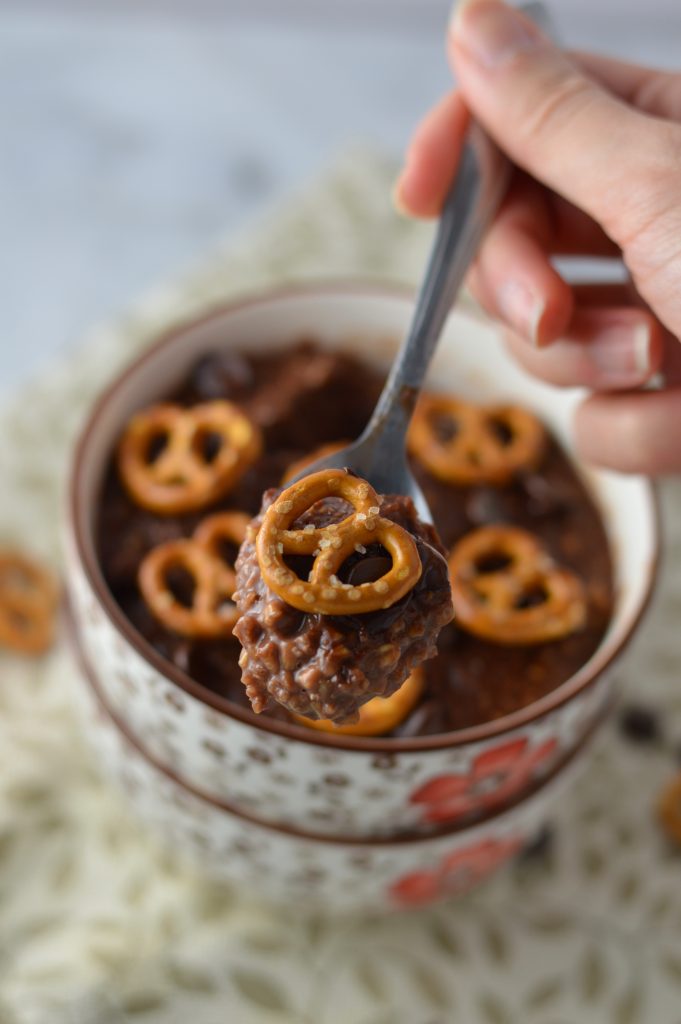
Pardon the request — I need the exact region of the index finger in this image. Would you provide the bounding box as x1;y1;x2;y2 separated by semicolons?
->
394;91;469;218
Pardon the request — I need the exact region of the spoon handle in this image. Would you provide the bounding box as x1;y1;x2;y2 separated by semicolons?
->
362;124;510;442
361;0;552;448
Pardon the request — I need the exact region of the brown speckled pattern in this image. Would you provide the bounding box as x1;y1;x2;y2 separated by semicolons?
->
73;638;585;913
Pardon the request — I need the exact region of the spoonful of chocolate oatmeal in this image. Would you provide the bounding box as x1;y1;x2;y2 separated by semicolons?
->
233;468;453;724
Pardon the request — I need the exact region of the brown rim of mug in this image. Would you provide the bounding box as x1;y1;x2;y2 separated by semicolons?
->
68;280;660;753
71;615;610;848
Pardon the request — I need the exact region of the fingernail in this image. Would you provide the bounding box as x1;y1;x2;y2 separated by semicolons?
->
450;0;541;69
590;322;651;386
497;280;545;345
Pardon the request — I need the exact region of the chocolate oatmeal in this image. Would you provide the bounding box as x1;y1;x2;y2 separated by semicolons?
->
97;340;614;737
233;484;453;723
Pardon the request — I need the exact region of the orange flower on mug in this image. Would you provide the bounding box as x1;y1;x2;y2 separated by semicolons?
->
410;736;558;824
389;835;522;907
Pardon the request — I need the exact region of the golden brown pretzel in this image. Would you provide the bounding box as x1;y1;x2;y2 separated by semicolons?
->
281;441;348;485
0;550;59;655
256;469;422;615
408;393;545;485
139;511;250;637
117;401;262;514
293;669;424;736
658;773;681;846
449;525;586;644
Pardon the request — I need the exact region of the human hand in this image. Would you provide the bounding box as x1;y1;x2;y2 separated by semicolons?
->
395;0;681;474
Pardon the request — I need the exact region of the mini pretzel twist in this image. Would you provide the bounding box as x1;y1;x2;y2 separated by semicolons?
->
117;401;262;514
449;525;586;645
281;441;348;484
0;550;59;654
408;394;545;485
657;773;681;847
256;469;422;615
139;511;250;637
292;669;424;736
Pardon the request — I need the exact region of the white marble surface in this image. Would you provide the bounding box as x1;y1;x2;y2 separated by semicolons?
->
3;1;680;399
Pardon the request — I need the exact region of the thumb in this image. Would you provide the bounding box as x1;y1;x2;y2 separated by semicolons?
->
449;0;677;249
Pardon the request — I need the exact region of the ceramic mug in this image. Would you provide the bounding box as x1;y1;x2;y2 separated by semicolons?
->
65;284;658;838
72;626;601;913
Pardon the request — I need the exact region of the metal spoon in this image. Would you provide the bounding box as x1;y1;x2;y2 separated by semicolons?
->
291;3;549;523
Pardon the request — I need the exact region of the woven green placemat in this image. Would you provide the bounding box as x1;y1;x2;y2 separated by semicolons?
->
1;150;681;1024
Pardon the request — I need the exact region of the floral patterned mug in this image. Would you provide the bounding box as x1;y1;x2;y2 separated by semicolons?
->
72;624;600;913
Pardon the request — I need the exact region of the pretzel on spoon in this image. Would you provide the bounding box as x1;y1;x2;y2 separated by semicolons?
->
408;393;545;485
139;511;250;637
256;469;422;615
118;400;262;514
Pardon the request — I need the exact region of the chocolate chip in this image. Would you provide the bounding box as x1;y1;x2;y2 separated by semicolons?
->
190;352;254;401
519;824;554;863
392;698;441;737
346;556;392;586
618;704;662;744
522;473;567;519
465;487;507;525
169;641;192;673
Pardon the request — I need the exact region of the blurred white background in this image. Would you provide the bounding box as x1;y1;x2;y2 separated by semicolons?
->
3;0;680;397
